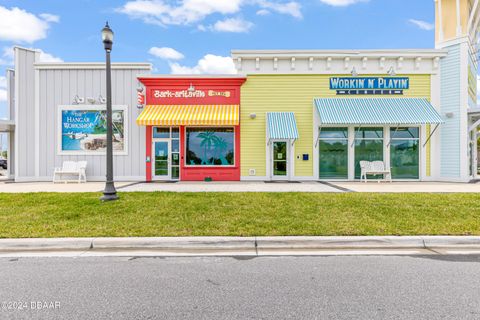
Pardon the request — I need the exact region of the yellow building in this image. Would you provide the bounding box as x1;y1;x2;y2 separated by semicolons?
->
233;50;445;181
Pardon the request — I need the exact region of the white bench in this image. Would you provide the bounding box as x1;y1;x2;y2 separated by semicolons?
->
53;161;87;183
360;161;392;183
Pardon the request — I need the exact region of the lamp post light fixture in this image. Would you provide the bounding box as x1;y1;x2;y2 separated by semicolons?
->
100;22;118;201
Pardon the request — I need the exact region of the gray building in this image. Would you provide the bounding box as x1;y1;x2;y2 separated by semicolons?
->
6;47;151;181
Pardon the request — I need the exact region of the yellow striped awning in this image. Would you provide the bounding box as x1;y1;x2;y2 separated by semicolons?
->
136;105;239;126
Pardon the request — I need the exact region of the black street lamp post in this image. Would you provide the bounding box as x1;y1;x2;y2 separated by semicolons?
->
100;22;118;201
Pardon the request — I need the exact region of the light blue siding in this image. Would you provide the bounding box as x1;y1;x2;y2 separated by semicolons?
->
440;44;461;178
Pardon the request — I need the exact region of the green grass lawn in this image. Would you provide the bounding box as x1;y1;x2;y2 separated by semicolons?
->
0;192;479;238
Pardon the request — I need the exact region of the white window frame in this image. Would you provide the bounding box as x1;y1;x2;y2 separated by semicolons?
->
267;139;294;181
184;126;236;168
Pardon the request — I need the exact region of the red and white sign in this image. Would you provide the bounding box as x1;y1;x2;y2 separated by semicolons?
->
137;91;145;108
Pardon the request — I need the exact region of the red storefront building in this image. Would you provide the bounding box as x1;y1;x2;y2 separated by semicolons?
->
136;76;246;182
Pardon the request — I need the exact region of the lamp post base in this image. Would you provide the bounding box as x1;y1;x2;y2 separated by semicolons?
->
100;182;119;201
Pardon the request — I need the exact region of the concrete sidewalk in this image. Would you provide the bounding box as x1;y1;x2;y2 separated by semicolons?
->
332;181;480;193
121;181;342;193
0;181;134;193
0;180;478;193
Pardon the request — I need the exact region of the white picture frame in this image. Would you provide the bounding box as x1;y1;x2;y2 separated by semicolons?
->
57;105;129;156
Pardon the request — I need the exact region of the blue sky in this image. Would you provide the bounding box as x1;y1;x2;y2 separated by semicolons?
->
0;0;436;122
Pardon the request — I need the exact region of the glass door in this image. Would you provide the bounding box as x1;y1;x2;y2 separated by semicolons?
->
390;127;419;179
354;127;384;179
319;128;349;179
171;128;180;180
272;141;288;179
153;140;170;179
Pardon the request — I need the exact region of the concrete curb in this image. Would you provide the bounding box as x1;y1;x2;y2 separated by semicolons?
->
92;237;256;250
0;236;480;253
0;238;95;251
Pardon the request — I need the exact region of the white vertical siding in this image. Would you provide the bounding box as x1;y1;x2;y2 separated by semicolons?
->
37;68;149;180
14;47;151;181
440;44;462;178
15;48;36;178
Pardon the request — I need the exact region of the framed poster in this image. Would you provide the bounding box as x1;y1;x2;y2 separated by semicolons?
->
57;105;128;155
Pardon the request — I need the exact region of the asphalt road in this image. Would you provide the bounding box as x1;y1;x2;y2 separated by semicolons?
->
0;255;479;320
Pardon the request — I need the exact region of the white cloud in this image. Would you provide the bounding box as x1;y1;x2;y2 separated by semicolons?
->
0;46;62;65
118;0;243;26
258;1;302;19
149;47;185;60
319;0;368;6
0;76;7;102
0;46;15;66
0;6;59;43
39;13;60;23
211;18;253;33
118;0;302;28
408;19;434;31
256;9;270;15
170;54;237;74
0;90;6;102
37;50;63;63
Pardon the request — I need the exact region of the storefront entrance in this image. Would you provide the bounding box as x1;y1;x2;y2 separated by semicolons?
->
318;126;421;181
152;127;180;181
354;127;384;179
318;128;348;179
153;140;169;179
390;127;419;179
271;141;290;180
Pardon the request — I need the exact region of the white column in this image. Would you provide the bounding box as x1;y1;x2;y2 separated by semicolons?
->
437;0;444;42
34;51;40;179
348;126;355;181
456;0;462;36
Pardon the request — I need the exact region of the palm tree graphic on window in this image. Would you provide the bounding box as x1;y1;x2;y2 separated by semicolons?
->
198;131;218;165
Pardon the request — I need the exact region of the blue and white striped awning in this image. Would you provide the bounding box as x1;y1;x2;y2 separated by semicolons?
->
314;98;444;125
266;112;299;140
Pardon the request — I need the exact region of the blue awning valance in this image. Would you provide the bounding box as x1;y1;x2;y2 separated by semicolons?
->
314;98;444;125
266;112;299;140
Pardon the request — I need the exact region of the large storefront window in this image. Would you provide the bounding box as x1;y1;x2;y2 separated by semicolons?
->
186;128;235;166
354;127;384;179
390;127;419;179
319;128;348;179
